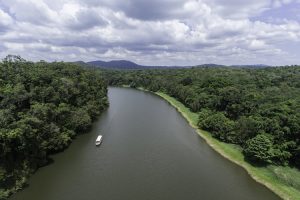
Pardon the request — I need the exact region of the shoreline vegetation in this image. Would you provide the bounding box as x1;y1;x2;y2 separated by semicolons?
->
113;66;300;200
0;57;108;200
132;86;300;200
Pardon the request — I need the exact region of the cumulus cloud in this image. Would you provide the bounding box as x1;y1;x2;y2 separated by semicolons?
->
0;0;300;65
2;0;58;25
0;9;14;31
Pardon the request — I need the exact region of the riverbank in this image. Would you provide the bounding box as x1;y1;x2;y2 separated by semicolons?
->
133;87;300;200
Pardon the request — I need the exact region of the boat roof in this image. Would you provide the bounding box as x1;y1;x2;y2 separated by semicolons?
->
96;135;102;141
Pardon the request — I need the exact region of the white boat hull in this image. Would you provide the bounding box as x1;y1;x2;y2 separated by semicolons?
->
95;135;103;146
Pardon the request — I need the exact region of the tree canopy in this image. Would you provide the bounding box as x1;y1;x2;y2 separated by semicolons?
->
0;56;108;199
104;66;300;168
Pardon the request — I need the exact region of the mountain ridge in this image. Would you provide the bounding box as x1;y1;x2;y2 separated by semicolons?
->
74;60;271;69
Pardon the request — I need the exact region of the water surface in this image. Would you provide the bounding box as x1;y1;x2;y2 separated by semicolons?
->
10;87;280;200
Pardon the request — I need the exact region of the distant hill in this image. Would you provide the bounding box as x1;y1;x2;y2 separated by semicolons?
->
74;60;271;70
74;60;183;69
194;64;227;68
87;60;143;69
230;64;271;68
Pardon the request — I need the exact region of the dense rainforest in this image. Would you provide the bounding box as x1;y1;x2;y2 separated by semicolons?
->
104;66;300;168
1;56;299;199
0;56;108;199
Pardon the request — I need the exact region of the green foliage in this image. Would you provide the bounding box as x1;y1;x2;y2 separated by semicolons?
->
0;189;9;200
104;66;300;167
199;111;236;142
235;116;265;142
0;56;108;198
244;134;274;164
180;77;192;86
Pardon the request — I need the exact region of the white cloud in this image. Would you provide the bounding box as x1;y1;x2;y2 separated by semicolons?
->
0;9;14;31
2;0;58;25
0;0;300;65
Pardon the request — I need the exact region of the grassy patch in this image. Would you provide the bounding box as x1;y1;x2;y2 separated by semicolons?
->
269;166;300;191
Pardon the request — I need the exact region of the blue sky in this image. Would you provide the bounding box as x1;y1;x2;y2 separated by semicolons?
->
0;0;299;66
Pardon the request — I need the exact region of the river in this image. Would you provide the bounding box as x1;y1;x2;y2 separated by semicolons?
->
10;87;280;200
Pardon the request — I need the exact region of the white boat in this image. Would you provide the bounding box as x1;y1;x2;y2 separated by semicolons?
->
95;135;102;146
